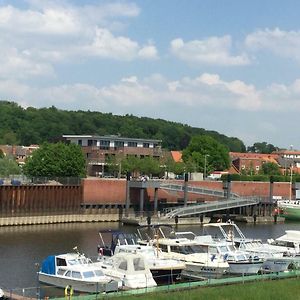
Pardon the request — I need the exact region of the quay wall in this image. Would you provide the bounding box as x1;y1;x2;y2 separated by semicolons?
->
0;179;292;226
0;185;82;215
81;179;292;205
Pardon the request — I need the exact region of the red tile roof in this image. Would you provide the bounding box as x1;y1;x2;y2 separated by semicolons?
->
171;151;183;163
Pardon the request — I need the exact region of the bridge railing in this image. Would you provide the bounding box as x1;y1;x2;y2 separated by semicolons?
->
165;197;261;218
160;183;240;198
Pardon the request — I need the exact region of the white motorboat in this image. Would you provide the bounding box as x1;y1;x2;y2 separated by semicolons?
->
96;252;157;289
98;230;185;284
176;232;264;275
38;252;120;293
137;225;229;279
203;222;294;273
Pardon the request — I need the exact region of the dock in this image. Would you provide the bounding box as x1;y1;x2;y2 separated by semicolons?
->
121;216;211;226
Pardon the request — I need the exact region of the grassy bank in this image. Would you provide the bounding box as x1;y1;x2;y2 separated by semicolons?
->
112;278;300;300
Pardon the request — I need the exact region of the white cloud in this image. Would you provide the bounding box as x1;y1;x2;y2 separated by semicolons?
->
0;46;54;79
86;28;158;60
245;28;300;62
170;35;250;66
2;73;262;112
0;1;157;79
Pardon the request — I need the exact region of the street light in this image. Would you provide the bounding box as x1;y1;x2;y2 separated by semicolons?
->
290;165;294;200
204;154;210;180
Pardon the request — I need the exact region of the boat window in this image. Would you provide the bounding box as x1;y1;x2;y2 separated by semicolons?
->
133;258;145;271
56;258;67;266
218;246;228;254
72;271;82;279
57;269;65;276
208;246;218;254
65;271;71;277
118;259;128;271
83;271;95;278
227;245;235;251
171;245;205;254
159;244;168;252
94;270;105;277
237;255;246;261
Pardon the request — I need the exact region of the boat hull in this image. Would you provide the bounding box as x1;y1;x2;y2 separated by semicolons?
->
227;260;263;275
38;273;119;293
279;207;300;220
182;262;228;279
150;268;183;283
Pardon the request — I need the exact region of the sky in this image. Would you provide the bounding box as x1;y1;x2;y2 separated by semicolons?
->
1;0;300;149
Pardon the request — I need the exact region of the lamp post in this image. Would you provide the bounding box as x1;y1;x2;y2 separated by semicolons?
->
290;165;294;200
204;154;210;180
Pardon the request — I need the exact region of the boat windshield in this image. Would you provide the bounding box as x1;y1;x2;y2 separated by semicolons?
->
218;245;229;254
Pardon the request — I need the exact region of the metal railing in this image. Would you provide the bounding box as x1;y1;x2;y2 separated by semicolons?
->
165;197;261;218
160;183;240;198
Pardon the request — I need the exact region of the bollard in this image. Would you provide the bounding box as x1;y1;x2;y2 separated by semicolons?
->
147;216;151;226
253;214;257;223
200;214;204;223
175;215;179;225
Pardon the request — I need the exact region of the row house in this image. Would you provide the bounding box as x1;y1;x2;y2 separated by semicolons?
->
0;145;39;165
229;152;280;174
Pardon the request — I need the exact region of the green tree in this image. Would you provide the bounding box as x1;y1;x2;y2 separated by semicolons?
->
121;156;141;177
247;142;278;154
0;156;21;177
139;157;161;177
23;142;86;177
182;135;230;173
260;162;281;175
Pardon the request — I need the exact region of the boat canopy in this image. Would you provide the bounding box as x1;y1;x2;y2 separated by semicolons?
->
41;255;56;275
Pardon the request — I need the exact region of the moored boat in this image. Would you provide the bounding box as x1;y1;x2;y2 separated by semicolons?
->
277;200;300;220
38;252;120;293
98;230;184;284
96;252;157;289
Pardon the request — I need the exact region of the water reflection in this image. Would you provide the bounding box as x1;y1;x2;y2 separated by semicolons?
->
0;221;299;290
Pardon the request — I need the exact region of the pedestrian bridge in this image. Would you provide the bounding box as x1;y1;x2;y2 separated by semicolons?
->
164;197;260;218
160;182;240;198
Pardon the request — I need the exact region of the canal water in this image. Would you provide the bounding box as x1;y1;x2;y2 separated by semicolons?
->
0;221;300;295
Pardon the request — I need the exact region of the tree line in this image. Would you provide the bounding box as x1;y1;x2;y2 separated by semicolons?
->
0;101;245;152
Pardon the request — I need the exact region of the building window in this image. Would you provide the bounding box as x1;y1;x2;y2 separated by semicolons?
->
115;141;124;148
128;142;137;147
78;139;82;146
88;140;97;146
100;140;110;150
143;143;150;148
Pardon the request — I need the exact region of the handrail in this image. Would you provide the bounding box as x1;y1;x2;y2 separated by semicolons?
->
160;183;240;198
165;197;260;218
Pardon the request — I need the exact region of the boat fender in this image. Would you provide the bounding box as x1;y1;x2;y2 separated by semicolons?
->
98;246;104;256
65;285;73;299
0;288;4;300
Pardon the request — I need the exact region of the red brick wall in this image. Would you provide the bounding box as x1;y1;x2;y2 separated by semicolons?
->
82;179;292;205
82;179;126;204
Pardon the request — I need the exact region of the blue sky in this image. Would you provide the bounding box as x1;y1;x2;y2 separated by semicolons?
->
1;0;300;149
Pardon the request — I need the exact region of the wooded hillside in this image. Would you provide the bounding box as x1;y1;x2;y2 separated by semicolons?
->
0;101;246;151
